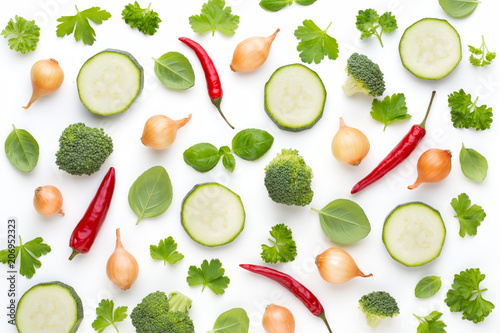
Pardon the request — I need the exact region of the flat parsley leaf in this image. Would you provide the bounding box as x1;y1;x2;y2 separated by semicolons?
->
259;0;316;12
187;259;230;295
92;299;128;333
448;89;493;130
356;9;397;47
1;15;40;54
294;20;338;64
468;35;495;67
122;2;161;35
261;223;297;264
56;6;111;45
450;193;486;237
150;236;184;265
370;93;411;131
189;0;239;36
0;236;51;278
414;311;447;333
445;268;494;323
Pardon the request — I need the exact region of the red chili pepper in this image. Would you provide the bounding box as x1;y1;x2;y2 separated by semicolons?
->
240;264;333;333
351;91;436;194
179;37;234;129
69;167;116;260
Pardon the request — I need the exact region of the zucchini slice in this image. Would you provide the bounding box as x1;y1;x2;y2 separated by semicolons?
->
181;183;245;247
399;18;461;80
16;281;83;333
77;49;144;116
264;64;326;131
383;202;446;267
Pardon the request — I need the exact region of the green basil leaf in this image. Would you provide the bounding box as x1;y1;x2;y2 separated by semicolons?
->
128;166;173;225
232;129;274;161
459;143;488;182
259;0;291;12
222;153;236;173
153;52;195;90
439;0;479;18
4;125;39;172
415;276;442;298
312;199;371;244
210;308;249;333
183;143;221;172
219;145;231;155
295;0;317;5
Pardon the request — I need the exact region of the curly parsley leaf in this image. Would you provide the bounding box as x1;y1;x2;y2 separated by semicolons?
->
448;89;493;130
259;0;316;12
0;236;51;278
445;268;494;323
187;259;230;295
1;16;40;54
468;35;495;67
294;20;338;64
150;236;184;265
370;93;411;131
414;311;447;333
56;5;111;45
92;299;128;333
189;0;239;36
122;2;161;35
450;193;486;237
261;223;297;264
356;9;397;47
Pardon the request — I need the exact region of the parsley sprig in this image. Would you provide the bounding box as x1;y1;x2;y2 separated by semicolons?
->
468;35;496;67
294;20;339;64
56;6;111;45
450;193;486;237
122;2;161;35
261;223;297;264
189;0;239;36
414;311;447;333
150;237;184;265
355;9;397;47
1;16;40;54
187;259;230;295
0;236;51;278
370;93;411;131
448;89;493;130
92;299;128;333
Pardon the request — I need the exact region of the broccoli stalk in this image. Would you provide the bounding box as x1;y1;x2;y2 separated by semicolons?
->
358;291;399;327
342;53;385;97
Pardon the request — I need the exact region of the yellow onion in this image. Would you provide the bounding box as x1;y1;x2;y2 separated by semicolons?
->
262;304;295;333
315;248;372;284
408;148;452;190
141;114;192;149
230;29;280;72
23;58;64;109
331;117;370;166
106;228;139;290
33;185;64;216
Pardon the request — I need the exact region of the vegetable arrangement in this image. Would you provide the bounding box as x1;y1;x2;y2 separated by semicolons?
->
2;1;498;333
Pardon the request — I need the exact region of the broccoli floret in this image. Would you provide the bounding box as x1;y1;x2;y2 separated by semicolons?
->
55;122;113;176
131;291;194;333
358;291;400;327
342;53;385;97
264;149;313;206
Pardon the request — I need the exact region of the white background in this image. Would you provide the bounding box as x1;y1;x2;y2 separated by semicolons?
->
1;0;499;332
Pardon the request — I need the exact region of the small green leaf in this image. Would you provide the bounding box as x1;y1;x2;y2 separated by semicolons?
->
415;276;442;298
189;0;239;36
187;259;230;295
5;125;39;172
439;0;479;18
222;153;236;173
208;307;249;333
259;0;293;11
183;143;221;172
153;52;195;90
150;237;184;265
459;144;488;182
232;129;274;161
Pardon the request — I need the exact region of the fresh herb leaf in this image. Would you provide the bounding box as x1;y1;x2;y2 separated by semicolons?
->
232;129;274;161
189;0;239;36
370;93;411;130
311;199;371;244
356;9;397;47
1;16;40;54
92;299;128;333
0;236;51;278
414;311;447;333
259;0;316;12
4;125;39;172
294;20;339;64
56;6;111;45
415;276;442;299
183;143;221;172
451;193;486;237
153;52;195;90
261;223;297;264
448;89;493;131
128;166;173;225
468;35;495;67
208;308;249;333
459;144;488;182
187;259;230;295
122;2;161;35
439;0;480;18
445;268;494;323
222;153;236;173
150;237;184;265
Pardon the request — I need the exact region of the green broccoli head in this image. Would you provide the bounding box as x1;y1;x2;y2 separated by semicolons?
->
264;149;313;206
342;53;385;97
55;122;113;176
358;291;399;327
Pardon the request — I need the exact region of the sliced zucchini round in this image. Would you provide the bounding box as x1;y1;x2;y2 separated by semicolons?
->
16;281;83;333
399;18;461;80
383;202;446;267
264;63;326;131
181;183;245;247
77;49;144;116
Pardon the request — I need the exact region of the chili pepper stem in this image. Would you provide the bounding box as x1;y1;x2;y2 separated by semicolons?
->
68;249;80;261
418;90;436;129
212;98;234;129
318;312;333;333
